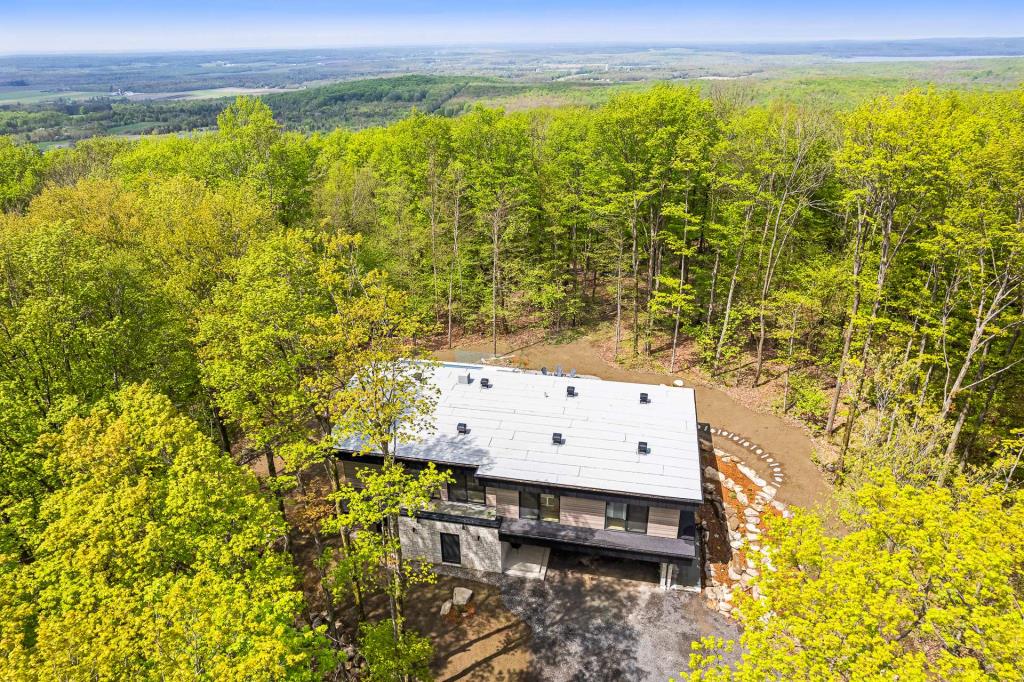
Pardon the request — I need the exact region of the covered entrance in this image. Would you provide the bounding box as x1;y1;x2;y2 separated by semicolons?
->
546;547;661;585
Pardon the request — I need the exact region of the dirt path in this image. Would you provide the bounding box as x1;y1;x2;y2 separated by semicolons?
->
435;335;831;510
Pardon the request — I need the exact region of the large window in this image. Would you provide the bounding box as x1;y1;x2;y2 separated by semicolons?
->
520;491;539;520
448;469;485;504
540;493;560;522
520;491;560;522
605;502;648;533
440;533;461;565
679;510;696;540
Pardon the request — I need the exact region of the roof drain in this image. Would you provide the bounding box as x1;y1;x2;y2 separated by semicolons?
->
566;386;577;398
638;441;650;455
457;423;469;435
552;432;565;445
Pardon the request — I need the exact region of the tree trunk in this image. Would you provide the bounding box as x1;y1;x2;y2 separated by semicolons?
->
825;210;865;434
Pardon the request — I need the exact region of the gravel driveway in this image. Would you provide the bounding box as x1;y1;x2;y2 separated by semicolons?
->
498;557;741;681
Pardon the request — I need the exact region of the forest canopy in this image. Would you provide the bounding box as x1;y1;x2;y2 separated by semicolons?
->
1;86;1022;679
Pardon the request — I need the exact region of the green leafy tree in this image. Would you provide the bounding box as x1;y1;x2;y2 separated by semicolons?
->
0;384;335;680
0;136;44;212
681;475;1024;681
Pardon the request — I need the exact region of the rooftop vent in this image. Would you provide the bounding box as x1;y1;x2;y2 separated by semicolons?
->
638;441;650;455
457;422;469;435
552;432;565;445
640;392;650;404
566;385;577;398
457;373;472;384
480;377;491;389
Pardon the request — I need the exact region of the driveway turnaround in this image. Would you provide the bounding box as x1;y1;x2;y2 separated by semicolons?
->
499;557;741;681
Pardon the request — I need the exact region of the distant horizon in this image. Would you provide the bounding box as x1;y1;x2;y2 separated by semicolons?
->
3;36;1024;59
2;0;1023;55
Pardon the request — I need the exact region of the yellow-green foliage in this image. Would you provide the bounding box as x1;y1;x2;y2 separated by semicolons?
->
682;477;1024;681
0;384;333;680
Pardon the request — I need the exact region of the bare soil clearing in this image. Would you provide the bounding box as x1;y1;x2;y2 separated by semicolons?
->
435;332;832;510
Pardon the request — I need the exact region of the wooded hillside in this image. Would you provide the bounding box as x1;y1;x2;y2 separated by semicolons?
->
1;88;1022;679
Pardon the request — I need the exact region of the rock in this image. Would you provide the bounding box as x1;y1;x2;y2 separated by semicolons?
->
729;538;743;550
745;522;760;533
761;484;778;498
704;466;724;482
727;565;743;581
734;490;749;506
772;500;787;513
737;463;767;487
743;507;759;518
452;587;473;606
727;515;740;531
440;600;453;617
719;601;733;613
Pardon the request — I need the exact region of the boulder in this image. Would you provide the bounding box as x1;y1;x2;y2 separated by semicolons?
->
727;565;743;581
743;507;759;518
761;484;778;498
734;490;749;506
440;600;453;617
704;466;724;482
452;587;473;606
727;515;739;531
737;463;767;487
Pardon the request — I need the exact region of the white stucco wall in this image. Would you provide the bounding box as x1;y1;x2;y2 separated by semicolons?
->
398;516;502;573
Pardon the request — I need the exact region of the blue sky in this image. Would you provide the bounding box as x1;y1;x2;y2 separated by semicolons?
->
1;0;1022;54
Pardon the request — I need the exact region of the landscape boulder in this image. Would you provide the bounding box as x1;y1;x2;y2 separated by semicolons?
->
452;586;474;606
440;600;453;617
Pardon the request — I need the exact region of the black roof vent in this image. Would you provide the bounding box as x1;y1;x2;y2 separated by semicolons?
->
566;385;577;398
552;432;565;445
640;392;650;404
457;422;469;435
638;441;649;454
480;377;491;388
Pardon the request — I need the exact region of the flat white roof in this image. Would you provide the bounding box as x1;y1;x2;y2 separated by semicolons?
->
337;362;703;503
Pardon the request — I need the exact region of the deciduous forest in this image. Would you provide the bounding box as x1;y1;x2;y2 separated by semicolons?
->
1;87;1022;679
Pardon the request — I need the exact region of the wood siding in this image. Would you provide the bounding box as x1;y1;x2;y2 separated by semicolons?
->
490;487;519;518
560;495;606;530
648;506;680;539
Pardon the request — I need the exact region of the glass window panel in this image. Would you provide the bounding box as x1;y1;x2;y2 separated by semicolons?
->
679;510;696;540
605;501;627;530
440;533;461;564
467;477;486;505
519;491;539;519
626;505;649;534
540;494;560;522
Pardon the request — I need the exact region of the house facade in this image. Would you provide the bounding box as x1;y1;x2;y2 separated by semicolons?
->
336;363;704;590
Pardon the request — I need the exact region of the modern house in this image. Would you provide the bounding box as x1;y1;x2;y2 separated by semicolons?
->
335;362;704;590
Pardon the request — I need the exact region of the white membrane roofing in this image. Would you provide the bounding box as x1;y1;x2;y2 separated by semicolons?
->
337;362;703;503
